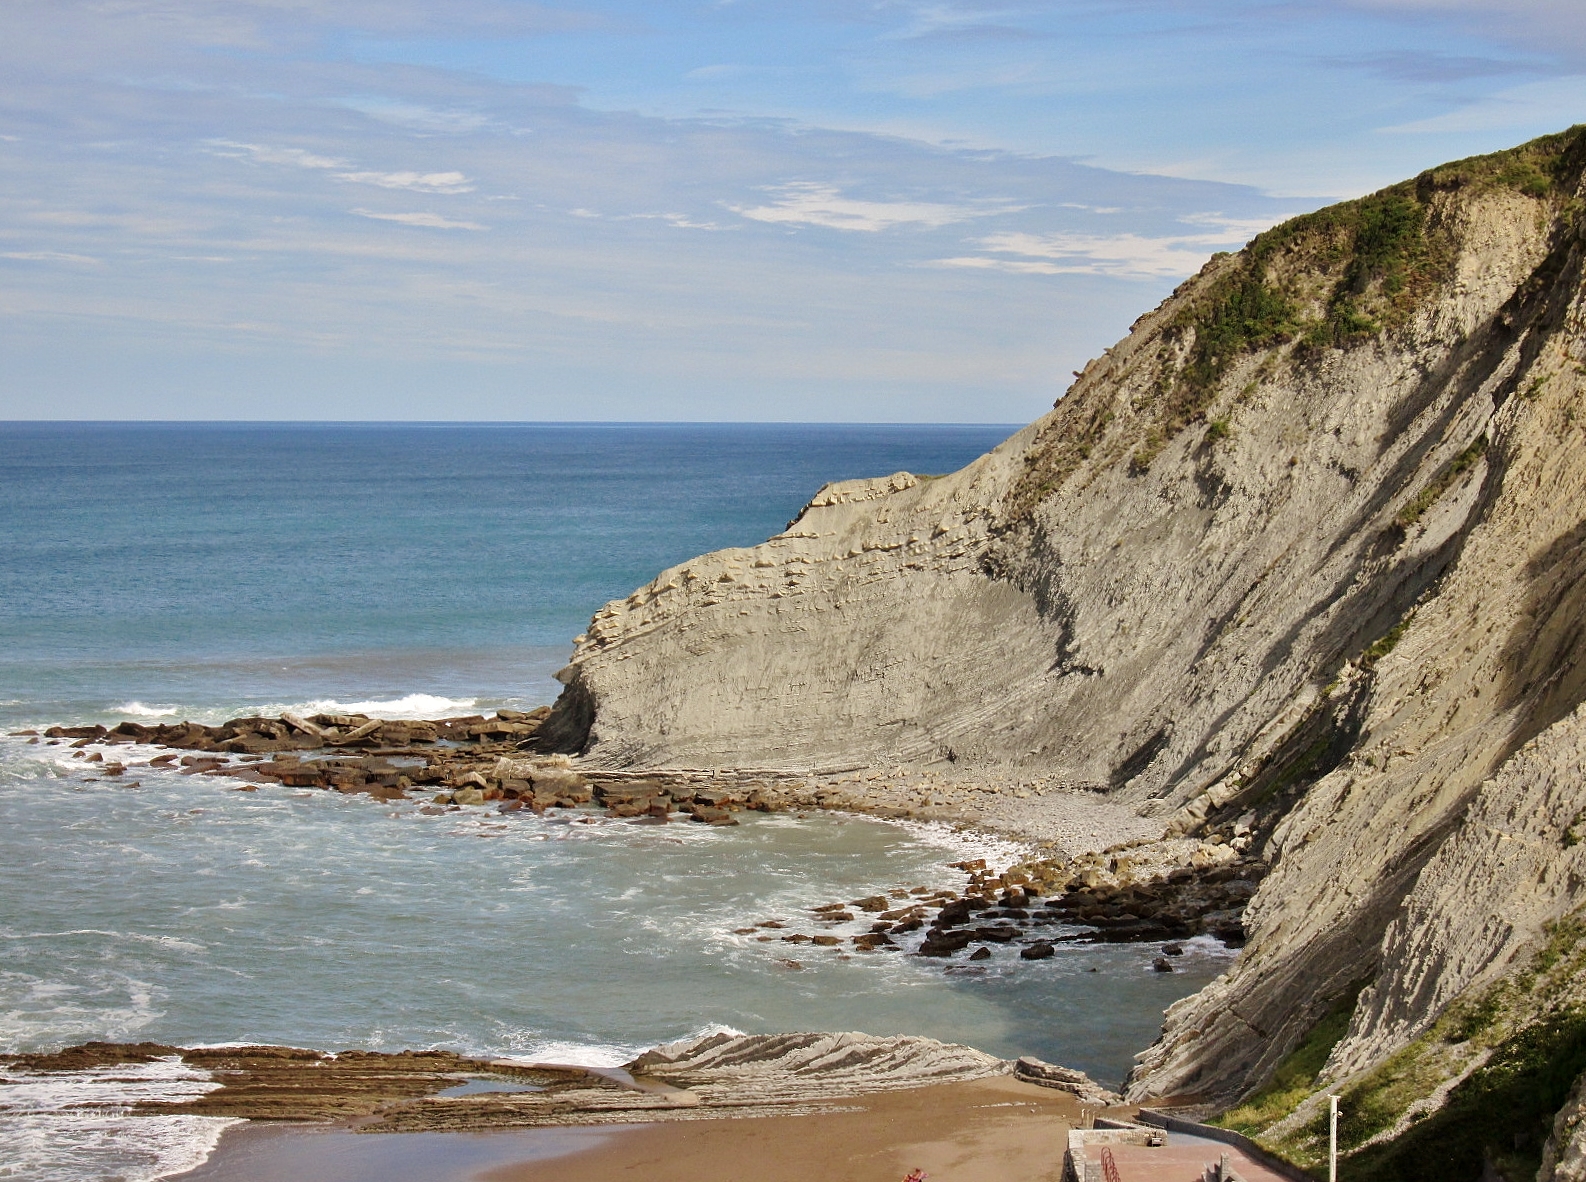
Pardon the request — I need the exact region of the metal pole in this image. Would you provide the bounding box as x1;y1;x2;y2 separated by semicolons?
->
1329;1094;1339;1182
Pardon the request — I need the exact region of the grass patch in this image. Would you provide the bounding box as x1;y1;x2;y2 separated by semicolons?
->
1361;611;1415;667
1396;435;1489;528
1338;1008;1586;1182
1216;987;1364;1136
1258;911;1586;1178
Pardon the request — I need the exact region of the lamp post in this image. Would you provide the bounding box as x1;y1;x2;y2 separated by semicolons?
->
1329;1094;1340;1182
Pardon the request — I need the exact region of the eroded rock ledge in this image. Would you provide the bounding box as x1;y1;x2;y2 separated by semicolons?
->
2;1032;1105;1132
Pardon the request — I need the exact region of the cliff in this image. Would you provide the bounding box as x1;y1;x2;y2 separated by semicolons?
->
543;127;1586;1178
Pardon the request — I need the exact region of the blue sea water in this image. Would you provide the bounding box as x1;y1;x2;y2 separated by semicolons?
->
0;422;1019;727
0;423;1234;1182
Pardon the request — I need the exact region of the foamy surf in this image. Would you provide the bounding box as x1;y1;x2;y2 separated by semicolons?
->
0;1058;238;1182
0;693;484;733
497;1022;748;1070
0;1112;239;1182
288;694;479;719
0;969;163;1052
111;703;182;719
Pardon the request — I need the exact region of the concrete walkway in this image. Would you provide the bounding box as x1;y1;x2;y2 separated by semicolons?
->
1104;1130;1296;1182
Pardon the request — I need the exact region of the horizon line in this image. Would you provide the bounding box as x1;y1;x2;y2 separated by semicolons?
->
0;419;1029;428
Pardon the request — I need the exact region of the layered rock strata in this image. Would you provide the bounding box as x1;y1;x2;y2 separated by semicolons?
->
1;1033;1039;1132
541;126;1586;1167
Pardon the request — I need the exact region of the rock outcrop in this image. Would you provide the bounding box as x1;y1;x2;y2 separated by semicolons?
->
1543;1070;1586;1182
544;126;1586;1171
625;1030;1008;1101
1;1035;1014;1132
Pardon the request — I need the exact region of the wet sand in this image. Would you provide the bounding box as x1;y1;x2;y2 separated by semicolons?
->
172;1123;628;1182
172;1076;1086;1182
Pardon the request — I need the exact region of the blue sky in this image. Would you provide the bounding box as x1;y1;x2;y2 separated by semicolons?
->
1;1;1582;422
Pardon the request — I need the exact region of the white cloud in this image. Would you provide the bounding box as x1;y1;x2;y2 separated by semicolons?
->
336;169;475;193
730;181;1020;231
934;214;1285;279
624;212;731;230
212;142;474;192
337;97;491;134
350;209;486;230
1176;211;1289;238
0;250;99;263
209;140;345;169
661;214;728;230
1378;75;1586;134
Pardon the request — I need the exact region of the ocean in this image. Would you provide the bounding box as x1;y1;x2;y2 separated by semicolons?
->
0;423;1233;1181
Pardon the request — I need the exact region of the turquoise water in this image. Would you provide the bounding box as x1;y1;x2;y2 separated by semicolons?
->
0;423;1234;1181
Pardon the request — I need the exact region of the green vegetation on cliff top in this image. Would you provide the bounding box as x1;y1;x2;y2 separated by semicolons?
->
1006;125;1585;511
1138;126;1583;470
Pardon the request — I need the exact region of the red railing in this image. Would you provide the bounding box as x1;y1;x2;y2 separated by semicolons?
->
1101;1146;1123;1182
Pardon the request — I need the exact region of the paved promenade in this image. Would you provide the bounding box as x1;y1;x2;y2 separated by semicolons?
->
1104;1130;1298;1182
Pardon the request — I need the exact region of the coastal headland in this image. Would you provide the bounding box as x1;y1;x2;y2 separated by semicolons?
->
16;126;1586;1181
508;126;1586;1182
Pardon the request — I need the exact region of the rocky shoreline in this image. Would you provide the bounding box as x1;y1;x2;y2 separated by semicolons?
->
12;709;1261;967
0;1031;1115;1133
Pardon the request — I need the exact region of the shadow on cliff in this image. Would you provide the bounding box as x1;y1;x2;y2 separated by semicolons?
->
1494;514;1586;768
535;675;595;754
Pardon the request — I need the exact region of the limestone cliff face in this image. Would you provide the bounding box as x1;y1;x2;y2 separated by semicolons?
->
546;129;1586;1116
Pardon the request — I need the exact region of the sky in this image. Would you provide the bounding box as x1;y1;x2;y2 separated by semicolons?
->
1;1;1583;423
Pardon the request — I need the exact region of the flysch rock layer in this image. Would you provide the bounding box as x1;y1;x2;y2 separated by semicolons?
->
625;1030;1010;1102
544;126;1586;1122
0;1034;1031;1134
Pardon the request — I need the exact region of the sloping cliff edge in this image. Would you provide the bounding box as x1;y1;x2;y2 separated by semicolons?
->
543;127;1586;1179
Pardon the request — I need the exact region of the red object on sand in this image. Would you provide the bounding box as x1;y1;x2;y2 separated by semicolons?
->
903;1172;928;1182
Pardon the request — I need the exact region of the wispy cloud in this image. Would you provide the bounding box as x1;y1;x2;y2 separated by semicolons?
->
337;97;493;134
350;209;486;230
337;170;475;194
1324;50;1558;84
881;3;1045;44
0;0;1305;421
1;250;99;263
212;141;474;193
1378;75;1586;134
210;140;345;169
935;212;1284;279
629;212;731;231
731;182;1021;231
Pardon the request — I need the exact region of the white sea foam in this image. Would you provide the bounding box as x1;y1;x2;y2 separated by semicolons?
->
497;1039;645;1068
1;931;205;955
0;1058;239;1182
0;971;163;1051
112;702;182;718
288;693;479;719
499;1023;746;1069
887;817;1032;875
0;1112;240;1182
0;692;482;732
0;1056;219;1112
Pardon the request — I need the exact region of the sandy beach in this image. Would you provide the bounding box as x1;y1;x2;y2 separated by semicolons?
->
174;1076;1086;1182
